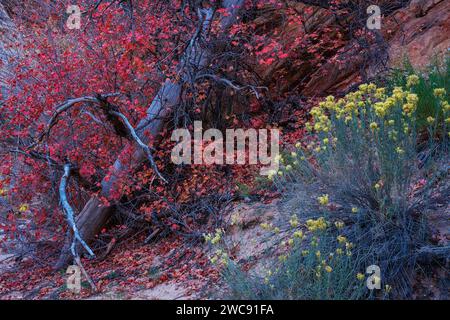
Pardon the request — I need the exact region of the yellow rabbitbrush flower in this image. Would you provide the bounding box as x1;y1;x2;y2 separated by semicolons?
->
206;229;223;245
393;87;405;102
402;103;415;116
274;154;283;164
368;83;377;92
267;170;276;180
306;217;328;232
317;194;329;206
19;204;29;213
310;106;322;117
443;101;450;112
344;102;356;112
335;221;345;229
403;124;410;134
374;102;388;118
344;115;353;123
406;75;420;87
337;235;347;244
359;84;368;93
293;230;304;239
356;273;365;281
406;93;418;105
375;88;386;99
305;123;312;132
289;215;299;227
434;88;446;98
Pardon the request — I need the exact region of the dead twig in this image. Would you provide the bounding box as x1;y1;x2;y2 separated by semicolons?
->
59;163;97;292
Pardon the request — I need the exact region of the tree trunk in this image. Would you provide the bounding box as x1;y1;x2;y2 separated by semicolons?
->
55;0;244;269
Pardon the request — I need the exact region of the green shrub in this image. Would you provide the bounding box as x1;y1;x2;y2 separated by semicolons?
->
220;223;369;300
217;79;448;299
385;56;449;132
274;81;447;297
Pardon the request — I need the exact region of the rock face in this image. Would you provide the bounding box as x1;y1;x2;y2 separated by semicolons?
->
386;0;450;69
258;0;449;97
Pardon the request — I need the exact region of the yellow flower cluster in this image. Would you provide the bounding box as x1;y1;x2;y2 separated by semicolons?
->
260;222;273;230
231;213;240;226
306;82;428;142
260;222;280;234
289;215;299;227
434;88;446;98
267;80;449;187
204;229;223;245
306;217;328;232
209;249;228;266
337;235;347;244
317;194;329;206
18;204;29;213
259;209;364;286
335;221;345;229
406;75;419;88
293;230;304;239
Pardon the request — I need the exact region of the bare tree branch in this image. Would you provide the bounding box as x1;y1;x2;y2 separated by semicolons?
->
35;93;120;145
59;163;95;258
109;110;167;183
195;74;268;99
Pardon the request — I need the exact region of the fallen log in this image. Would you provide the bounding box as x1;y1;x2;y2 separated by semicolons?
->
55;0;245;269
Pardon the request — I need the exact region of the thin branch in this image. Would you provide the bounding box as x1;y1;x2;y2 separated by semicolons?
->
59;164;95;258
110;111;167;183
34;93;120;145
195;74;267;99
74;256;98;292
